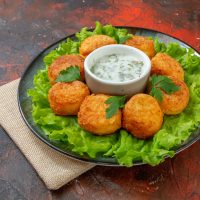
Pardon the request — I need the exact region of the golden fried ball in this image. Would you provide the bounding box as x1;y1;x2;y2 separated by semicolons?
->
151;53;184;81
158;77;189;115
125;36;155;58
122;94;163;139
79;35;117;57
48;81;90;115
78;94;121;135
48;54;85;85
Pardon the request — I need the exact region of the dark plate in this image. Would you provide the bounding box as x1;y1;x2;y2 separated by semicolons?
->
18;27;200;166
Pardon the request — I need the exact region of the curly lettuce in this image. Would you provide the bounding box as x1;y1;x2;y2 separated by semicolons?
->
76;21;132;44
28;22;200;167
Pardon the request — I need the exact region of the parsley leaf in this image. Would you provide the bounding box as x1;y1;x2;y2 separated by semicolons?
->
149;75;180;102
105;96;126;119
55;66;81;83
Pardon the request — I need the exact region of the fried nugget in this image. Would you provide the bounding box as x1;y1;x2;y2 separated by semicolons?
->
79;35;117;57
122;94;163;139
48;54;85;85
78;94;121;135
158;77;189;115
48;81;90;115
125;36;155;58
151;53;184;81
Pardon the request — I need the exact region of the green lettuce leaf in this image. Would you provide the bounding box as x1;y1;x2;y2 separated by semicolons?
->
76;21;132;44
27;70;51;107
43;38;80;67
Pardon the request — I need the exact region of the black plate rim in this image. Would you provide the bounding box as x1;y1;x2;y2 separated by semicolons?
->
17;26;200;167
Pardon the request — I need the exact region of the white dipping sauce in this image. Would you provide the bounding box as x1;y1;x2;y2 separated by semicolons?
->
90;54;144;82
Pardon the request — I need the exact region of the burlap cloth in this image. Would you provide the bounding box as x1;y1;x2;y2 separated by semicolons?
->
0;79;95;190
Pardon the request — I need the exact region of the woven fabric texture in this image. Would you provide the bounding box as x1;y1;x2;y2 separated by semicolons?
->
0;79;95;190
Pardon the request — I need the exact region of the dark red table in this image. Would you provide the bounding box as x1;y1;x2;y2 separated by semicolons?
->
0;1;200;199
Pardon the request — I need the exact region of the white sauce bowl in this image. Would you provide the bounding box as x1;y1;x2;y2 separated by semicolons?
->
84;44;151;97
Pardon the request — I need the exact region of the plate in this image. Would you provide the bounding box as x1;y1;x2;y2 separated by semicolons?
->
18;27;200;166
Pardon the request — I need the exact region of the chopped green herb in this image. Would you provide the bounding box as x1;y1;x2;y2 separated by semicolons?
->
105;96;126;119
149;75;180;102
56;66;81;83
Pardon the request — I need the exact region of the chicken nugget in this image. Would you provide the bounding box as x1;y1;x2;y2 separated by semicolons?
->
48;54;85;85
79;35;117;57
78;94;121;135
125;36;155;58
48;81;90;115
151;53;184;81
122;94;163;139
158;77;189;115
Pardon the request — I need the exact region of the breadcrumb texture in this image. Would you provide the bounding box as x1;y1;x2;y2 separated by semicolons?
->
123;94;163;139
78;94;121;135
125;35;155;58
159;77;189;115
48;81;90;115
79;35;117;57
48;54;85;85
151;53;184;81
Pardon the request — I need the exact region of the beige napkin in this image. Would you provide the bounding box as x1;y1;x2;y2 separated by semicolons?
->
0;79;95;190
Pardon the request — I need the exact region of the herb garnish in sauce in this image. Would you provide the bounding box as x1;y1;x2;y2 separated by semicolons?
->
91;54;144;82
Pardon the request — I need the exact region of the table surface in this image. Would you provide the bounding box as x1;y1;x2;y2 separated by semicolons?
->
0;0;200;199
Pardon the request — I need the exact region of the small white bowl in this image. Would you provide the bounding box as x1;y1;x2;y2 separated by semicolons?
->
84;44;151;97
